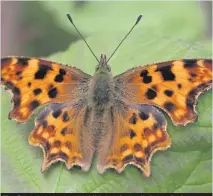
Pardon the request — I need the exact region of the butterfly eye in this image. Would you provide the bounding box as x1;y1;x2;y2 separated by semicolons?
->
107;66;111;72
95;64;100;71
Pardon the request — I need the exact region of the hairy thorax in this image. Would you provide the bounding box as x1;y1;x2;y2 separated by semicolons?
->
88;72;115;110
87;71;115;147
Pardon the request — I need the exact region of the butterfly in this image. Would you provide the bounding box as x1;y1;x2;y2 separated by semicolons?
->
1;14;212;177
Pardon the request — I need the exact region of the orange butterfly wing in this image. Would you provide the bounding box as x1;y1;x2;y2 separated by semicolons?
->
1;57;90;122
97;59;212;177
97;105;171;177
29;103;94;172
1;57;94;171
114;59;212;125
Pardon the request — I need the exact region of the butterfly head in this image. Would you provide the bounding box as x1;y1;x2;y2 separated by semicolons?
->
95;54;111;73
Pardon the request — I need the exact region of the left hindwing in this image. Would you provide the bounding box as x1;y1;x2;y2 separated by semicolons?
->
114;59;212;125
29;103;94;172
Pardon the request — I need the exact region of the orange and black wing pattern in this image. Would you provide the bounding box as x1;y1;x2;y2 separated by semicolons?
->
97;105;170;177
29;103;94;172
1;57;90;122
115;59;212;125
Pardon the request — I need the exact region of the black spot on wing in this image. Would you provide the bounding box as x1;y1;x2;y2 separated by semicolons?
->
54;68;66;83
146;88;157;100
144;127;151;135
62;111;70;122
54;75;64;82
17;58;30;66
164;102;175;112
134;143;142;151
35;64;52;79
61;128;67;136
164;90;173;97
135;157;144;163
59;69;66;75
183;59;197;68
52;109;62;118
16;71;22;76
30;100;40;110
190;73;197;77
123;154;133;162
130;129;136;139
48;86;58;98
177;83;182;89
28;82;32;87
15;71;23;80
156;65;175;81
139;111;149;120
33;88;42;96
54;140;61;147
140;70;152;84
129;113;137;124
120;144;128;153
140;70;148;77
65;141;72;150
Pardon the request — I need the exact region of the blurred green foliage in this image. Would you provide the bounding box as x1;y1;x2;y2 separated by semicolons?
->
15;1;211;57
1;1;212;193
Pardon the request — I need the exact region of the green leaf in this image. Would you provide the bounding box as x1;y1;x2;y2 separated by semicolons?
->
1;1;212;193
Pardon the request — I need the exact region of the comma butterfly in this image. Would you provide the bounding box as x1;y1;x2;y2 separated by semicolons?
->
1;14;212;177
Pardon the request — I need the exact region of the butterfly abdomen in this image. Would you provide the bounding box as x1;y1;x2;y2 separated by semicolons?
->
87;72;115;147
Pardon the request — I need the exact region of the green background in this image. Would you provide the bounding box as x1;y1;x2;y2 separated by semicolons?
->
1;1;212;193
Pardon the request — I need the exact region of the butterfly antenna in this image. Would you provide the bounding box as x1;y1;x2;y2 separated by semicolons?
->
107;15;143;63
66;13;99;63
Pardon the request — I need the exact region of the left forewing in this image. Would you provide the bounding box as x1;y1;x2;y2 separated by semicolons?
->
1;57;91;122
